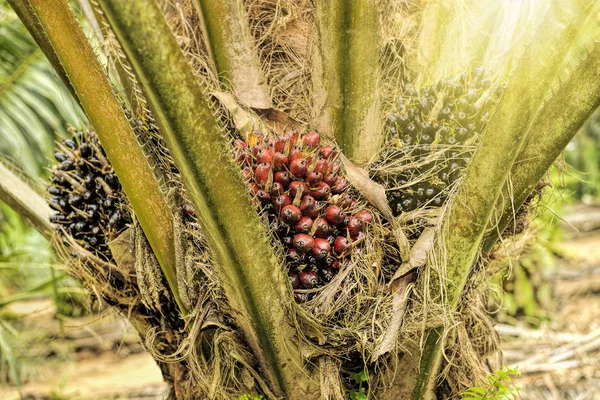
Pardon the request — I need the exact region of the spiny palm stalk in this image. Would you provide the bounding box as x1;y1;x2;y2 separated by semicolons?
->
1;0;600;398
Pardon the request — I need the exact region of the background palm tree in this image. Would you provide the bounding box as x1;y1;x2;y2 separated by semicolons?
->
0;0;599;398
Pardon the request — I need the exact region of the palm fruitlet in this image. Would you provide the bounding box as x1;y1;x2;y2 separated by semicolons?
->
233;131;373;301
373;67;504;216
48;128;130;259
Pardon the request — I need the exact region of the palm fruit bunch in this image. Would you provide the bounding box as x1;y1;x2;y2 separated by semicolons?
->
373;66;503;216
233;130;373;302
48;128;131;260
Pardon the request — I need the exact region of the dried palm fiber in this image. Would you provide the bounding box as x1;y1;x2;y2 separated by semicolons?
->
243;0;313;122
380;0;428;108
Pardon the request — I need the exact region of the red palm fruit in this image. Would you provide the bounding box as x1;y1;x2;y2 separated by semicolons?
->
256;190;271;203
256;148;273;164
305;205;321;219
248;182;260;194
312;238;331;259
319;145;334;159
289;181;308;198
255;162;271;186
341;193;354;208
327;162;340;175
290;158;308;178
287;248;303;264
324;173;338;186
294;216;313;233
242;168;253;180
332;259;340;269
299;270;319;289
332;178;348;194
311;182;331;199
274;171;291;187
288;272;300;289
356;210;373;224
252;145;263;156
313;217;331;238
294;292;309;303
314;159;328;175
272;151;289;170
233;148;247;163
282;205;302;224
293;234;314;253
303;131;321;147
334;236;352;254
234;139;247;148
320;268;335;282
266;139;275;152
306;171;323;187
271;182;284;196
326;235;336;245
323;254;336;266
289;147;303;162
289;130;300;147
273;194;292;213
275;138;287;152
299;195;316;214
351;231;365;242
346;216;362;235
325;205;346;225
182;204;195;217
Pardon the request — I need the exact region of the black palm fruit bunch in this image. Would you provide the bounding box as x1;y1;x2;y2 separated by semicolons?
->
48;127;131;260
233;130;373;303
372;66;504;217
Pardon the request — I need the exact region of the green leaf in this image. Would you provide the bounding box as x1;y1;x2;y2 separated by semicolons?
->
349;387;367;400
352;369;368;384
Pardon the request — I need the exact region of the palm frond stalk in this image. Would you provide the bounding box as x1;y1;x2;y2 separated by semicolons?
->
0;160;52;239
193;0;272;109
312;0;383;165
0;3;82;175
483;42;600;251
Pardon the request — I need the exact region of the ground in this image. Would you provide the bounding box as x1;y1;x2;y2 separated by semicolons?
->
500;227;600;399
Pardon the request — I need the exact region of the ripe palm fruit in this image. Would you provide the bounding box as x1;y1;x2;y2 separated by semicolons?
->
373;67;504;217
233;130;374;302
48;128;131;260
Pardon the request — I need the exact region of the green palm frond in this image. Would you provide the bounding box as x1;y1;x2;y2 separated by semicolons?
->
0;3;83;176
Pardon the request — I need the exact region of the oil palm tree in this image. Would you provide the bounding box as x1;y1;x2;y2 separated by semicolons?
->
1;0;600;398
